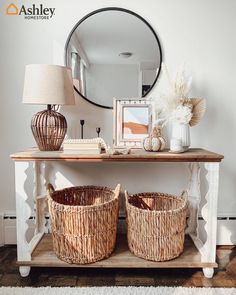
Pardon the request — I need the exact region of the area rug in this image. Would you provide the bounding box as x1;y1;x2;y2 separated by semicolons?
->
0;287;235;295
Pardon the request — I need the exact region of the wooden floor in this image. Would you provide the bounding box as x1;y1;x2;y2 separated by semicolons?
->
0;243;236;287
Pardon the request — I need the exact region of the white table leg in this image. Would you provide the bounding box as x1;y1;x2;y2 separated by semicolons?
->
19;266;31;277
15;161;31;277
186;162;205;258
201;162;220;278
35;161;48;235
186;162;201;236
33;161;39;234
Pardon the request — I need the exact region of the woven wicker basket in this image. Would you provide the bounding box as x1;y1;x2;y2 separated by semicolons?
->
47;183;120;264
125;190;188;262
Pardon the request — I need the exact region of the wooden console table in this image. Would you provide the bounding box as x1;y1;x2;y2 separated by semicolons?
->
10;148;223;278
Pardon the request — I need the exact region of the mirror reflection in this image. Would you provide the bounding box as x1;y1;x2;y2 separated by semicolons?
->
65;8;162;109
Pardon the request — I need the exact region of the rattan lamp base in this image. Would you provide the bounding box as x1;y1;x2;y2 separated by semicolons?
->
31;108;67;151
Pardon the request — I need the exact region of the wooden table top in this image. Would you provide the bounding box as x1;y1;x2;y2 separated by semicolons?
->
10;148;224;162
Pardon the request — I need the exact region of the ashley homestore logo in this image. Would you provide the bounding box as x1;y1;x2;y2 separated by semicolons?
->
6;3;55;19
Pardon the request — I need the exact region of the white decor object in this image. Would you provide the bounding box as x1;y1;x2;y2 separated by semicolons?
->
142;126;166;152
152;64;193;124
113;99;152;148
143;137;161;152
170;138;183;152
171;104;192;124
64;137;109;152
108;148;131;155
171;122;190;151
151;64;206;152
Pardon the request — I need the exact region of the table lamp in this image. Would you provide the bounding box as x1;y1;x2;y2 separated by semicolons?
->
22;64;75;151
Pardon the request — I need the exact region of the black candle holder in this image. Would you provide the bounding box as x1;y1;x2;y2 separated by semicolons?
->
80;120;85;139
96;127;101;137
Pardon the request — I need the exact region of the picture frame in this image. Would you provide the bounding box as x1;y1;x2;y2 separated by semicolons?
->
113;99;152;148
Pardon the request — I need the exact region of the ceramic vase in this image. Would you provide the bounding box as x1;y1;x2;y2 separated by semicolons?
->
171;122;190;151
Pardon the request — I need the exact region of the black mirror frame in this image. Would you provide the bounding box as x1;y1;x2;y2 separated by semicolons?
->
64;7;162;109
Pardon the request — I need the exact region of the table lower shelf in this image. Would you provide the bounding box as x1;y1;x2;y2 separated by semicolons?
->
18;234;217;268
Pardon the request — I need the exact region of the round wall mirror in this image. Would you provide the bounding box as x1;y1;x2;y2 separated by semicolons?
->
65;7;162;109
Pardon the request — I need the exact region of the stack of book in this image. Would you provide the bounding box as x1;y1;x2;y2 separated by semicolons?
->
63;141;102;154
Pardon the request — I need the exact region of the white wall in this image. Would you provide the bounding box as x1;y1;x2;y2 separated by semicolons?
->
0;0;236;242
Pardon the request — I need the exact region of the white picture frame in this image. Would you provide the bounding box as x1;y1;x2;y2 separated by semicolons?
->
113;99;152;148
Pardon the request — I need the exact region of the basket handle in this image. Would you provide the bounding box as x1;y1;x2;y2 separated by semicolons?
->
124;190;129;202
47;183;55;197
125;191;152;210
180;190;188;204
113;184;121;199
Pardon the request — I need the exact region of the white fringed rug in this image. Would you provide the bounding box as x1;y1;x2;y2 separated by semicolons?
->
0;287;235;295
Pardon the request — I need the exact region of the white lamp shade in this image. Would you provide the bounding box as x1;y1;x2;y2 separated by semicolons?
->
22;64;75;105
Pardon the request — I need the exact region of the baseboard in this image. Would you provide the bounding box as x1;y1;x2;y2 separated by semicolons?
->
1;213;236;245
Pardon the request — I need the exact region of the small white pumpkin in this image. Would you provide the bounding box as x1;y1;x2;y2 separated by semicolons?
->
143;136;161;152
159;136;166;151
143;126;166;152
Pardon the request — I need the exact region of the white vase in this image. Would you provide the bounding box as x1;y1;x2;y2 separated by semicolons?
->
171;122;190;151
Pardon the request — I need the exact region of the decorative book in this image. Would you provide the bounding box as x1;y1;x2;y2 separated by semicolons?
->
63;138;109;154
63;142;101;150
63;149;101;155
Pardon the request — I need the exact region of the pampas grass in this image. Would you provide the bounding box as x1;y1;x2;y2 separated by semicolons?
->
152;63;205;127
